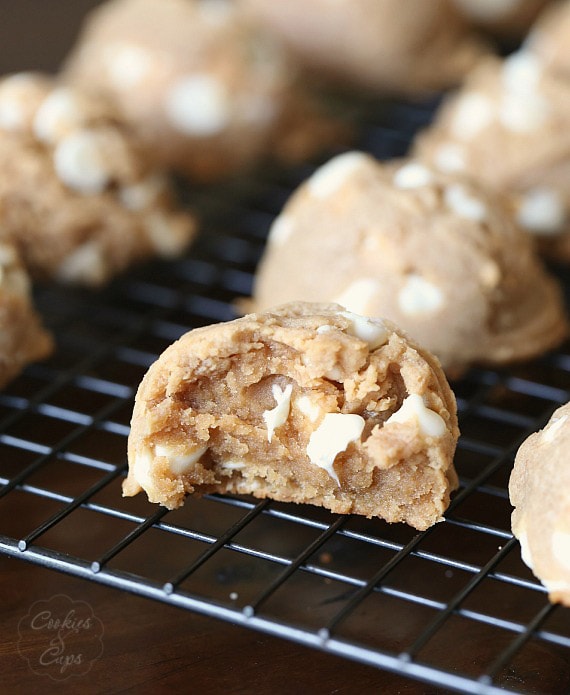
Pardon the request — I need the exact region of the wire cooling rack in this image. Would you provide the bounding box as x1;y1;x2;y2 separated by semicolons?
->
1;96;570;695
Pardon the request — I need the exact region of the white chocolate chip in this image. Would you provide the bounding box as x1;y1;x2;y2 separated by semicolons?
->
268;215;294;247
444;183;487;221
0;74;43;131
263;383;293;442
306;413;365;485
434;143;467;173
296;395;322;423
133;449;154;491
33;88;82;144
340;311;388;350
517;188;565;236
386;394;446;438
334;278;381;316
479;261;501;288
0;243;18;267
308;151;370;199
451;92;495;140
552;530;570;571
119;174;167;211
393;162;433;189
56;241;107;284
165;74;231;136
542;414;568;443
53;130;111;194
105;43;153;90
499;91;548;133
220;459;247;470
143;212;191;256
502;50;543;94
155;443;208;474
398;275;444;317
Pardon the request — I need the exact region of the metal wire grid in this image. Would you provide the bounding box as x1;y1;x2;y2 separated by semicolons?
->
0;99;569;695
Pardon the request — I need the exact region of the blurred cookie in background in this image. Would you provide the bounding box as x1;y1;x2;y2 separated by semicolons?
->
62;0;346;183
0;72;196;286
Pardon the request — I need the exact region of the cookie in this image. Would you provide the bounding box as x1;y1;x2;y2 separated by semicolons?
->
0;72;195;286
414;50;570;261
250;153;567;373
509;402;570;607
242;0;487;95
451;0;551;38
524;0;570;77
62;0;343;182
0;243;53;389
124;302;459;531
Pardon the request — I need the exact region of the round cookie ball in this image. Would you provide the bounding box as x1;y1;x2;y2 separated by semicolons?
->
241;0;488;95
510;401;570;606
62;0;342;182
0;243;53;389
451;0;552;38
250;153;567;373
414;51;570;261
0;72;196;286
125;301;459;530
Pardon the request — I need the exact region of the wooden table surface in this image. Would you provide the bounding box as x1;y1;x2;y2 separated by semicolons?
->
0;3;446;693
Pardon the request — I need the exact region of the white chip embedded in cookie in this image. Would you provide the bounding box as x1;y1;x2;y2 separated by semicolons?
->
125;302;460;530
251;153;567;373
510;402;570;607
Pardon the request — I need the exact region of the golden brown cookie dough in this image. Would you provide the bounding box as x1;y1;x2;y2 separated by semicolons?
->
250;153;567;373
0;243;53;389
524;0;570;77
451;0;551;38
62;0;342;182
510;402;570;607
0;72;195;286
414;50;570;261
241;0;487;95
125;302;459;531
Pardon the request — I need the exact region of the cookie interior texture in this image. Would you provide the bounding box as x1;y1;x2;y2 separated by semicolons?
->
510;402;570;607
125;302;459;531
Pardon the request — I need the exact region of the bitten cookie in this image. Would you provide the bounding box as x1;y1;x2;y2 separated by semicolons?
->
414;49;570;260
242;0;487;95
510;402;570;607
125;302;459;531
0;243;53;389
451;0;551;38
0;72;195;286
250;153;567;373
63;0;342;182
